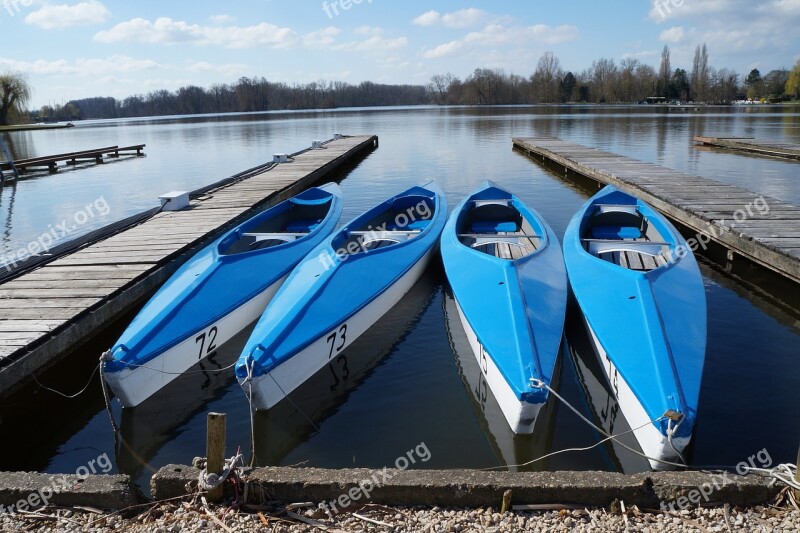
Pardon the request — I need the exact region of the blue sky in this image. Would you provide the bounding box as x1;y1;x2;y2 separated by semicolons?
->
1;0;799;107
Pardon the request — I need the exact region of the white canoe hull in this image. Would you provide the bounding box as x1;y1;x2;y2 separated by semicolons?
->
242;248;436;410
453;296;542;434
104;275;288;407
584;318;690;470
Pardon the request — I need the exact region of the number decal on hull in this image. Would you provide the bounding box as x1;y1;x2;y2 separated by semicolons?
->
326;323;348;359
195;326;218;359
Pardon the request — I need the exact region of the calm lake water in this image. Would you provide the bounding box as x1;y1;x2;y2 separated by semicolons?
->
1;106;798;488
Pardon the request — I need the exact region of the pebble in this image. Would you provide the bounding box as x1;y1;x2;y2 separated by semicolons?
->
0;501;797;532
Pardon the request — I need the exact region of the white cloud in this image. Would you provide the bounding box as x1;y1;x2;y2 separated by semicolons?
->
25;0;110;29
660;26;685;43
423;23;578;58
354;25;383;36
412;8;490;29
209;14;235;24
412;10;441;26
93;17;299;49
0;55;160;76
423;41;464;59
303;27;340;48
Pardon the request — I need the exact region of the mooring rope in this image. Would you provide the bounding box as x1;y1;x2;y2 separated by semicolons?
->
31;362;100;399
528;378;690;469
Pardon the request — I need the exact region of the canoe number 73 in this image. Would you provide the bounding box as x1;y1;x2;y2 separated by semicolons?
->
195;325;218;359
327;323;349;390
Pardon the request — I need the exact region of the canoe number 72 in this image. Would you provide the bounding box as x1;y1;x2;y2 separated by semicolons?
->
195;326;218;359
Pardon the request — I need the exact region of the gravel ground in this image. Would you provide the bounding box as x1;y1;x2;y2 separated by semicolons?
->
1;498;798;532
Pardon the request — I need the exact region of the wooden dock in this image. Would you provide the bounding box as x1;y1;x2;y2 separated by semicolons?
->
0;144;146;176
0;135;378;399
694;136;800;160
513;137;800;285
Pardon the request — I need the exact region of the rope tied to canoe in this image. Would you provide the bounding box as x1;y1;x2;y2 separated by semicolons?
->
666;416;687;466
197;452;244;491
242;357;257;467
527;378;688;469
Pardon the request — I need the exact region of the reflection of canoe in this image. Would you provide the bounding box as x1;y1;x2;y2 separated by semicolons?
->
440;181;567;434
236;182;446;410
103;184;342;407
565;304;651;474
563;185;706;470
253;272;438;466
443;289;556;471
116;325;252;485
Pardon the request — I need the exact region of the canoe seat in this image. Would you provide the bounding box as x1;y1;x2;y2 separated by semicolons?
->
591;225;642;240
471;221;518;233
583;239;668;258
285;218;321;232
243;232;307;243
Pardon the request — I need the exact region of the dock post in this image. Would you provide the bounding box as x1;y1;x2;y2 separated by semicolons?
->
501;489;512;513
206;412;227;502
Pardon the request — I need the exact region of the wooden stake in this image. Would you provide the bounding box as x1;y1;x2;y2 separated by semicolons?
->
501;489;512;514
206;412;227;502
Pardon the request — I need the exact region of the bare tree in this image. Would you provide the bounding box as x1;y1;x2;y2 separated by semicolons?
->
429;73;455;105
532;51;563;103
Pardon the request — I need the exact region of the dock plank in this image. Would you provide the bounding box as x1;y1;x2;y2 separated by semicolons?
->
513;136;800;284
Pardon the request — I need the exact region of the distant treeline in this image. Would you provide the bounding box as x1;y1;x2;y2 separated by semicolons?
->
36;79;429;121
28;44;800;122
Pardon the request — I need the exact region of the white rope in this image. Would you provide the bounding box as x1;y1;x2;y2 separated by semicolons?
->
529;378;690;469
743;464;800;490
198;452;244;491
32;362;100;399
242;358;257;468
98;351;120;434
268;372;321;433
666;416;687;466
483;416;665;470
106;357;238;376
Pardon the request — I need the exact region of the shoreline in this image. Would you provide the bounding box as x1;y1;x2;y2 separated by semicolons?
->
0;123;74;132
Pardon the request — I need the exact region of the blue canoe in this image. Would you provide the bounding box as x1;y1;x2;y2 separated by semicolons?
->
440;181;567;434
102;183;343;407
235;181;447;409
563;185;706;469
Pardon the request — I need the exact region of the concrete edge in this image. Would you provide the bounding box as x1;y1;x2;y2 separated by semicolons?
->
152;466;781;510
0;472;143;513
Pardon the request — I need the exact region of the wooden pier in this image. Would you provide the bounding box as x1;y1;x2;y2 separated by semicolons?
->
513;137;800;286
694;136;800;160
0;135;378;399
0;144;146;176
